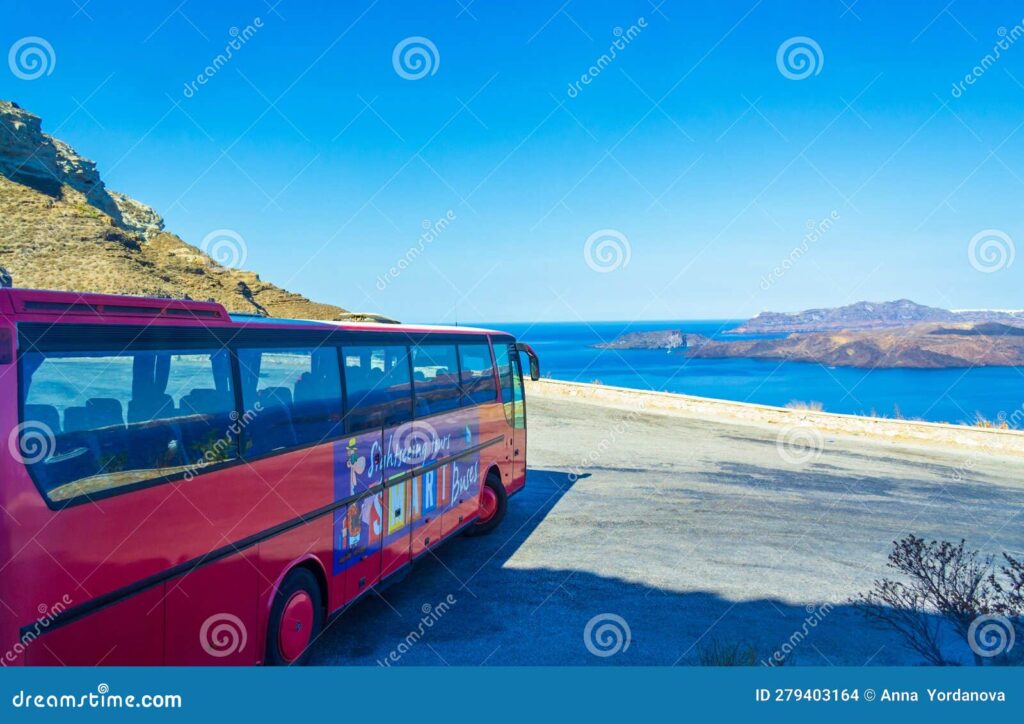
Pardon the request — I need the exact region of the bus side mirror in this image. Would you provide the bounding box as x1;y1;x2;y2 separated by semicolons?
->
515;343;540;381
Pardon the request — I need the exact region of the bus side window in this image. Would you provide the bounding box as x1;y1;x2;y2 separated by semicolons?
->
343;346;412;431
493;343;515;426
458;343;497;406
237;347;343;456
19;348;238;503
511;351;526;430
412;344;460;416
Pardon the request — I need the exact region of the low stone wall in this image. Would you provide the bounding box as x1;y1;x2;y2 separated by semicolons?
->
525;378;1024;459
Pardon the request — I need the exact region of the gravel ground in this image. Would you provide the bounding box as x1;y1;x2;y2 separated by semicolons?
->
308;396;1024;666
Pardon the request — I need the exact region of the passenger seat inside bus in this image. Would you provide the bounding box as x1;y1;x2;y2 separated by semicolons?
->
23;404;60;437
126;392;188;471
246;386;298;455
177;387;236;462
293;372;341;444
63;398;124;432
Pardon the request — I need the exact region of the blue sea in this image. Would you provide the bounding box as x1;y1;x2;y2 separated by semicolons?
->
487;321;1023;426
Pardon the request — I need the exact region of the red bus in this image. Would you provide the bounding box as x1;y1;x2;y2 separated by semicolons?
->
0;288;539;665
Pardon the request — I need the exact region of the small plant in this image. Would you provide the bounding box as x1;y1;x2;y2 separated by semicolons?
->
785;400;824;411
854;536;1023;665
972;412;1009;429
696;639;790;666
697;639;761;666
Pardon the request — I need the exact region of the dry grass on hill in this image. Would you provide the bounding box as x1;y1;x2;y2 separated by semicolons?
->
0;175;348;319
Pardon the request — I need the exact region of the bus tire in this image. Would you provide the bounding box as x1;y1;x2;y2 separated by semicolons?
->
265;567;324;666
465;473;507;537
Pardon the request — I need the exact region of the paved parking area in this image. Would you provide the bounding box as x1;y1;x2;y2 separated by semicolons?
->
308;396;1024;665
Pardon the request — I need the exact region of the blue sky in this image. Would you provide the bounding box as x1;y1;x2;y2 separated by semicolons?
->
3;0;1023;322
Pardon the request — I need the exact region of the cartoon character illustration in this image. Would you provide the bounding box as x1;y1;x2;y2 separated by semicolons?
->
345;501;362;548
345;436;366;496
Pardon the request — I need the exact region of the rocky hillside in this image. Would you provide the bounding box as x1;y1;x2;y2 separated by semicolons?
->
732;299;1024;334
685;323;1024;369
0;99;364;320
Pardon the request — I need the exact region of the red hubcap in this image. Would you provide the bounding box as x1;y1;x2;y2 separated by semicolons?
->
477;485;498;524
278;591;314;662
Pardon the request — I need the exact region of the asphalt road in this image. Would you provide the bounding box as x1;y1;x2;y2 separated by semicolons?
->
308;395;1024;666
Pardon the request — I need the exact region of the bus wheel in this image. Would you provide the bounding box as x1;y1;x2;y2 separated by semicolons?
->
465;474;507;537
266;567;323;666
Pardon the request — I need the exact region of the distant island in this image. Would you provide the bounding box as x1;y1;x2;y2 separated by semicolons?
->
595;329;711;351
595;301;1024;369
730;299;1024;334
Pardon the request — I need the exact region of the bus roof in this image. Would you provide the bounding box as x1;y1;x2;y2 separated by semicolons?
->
0;288;508;337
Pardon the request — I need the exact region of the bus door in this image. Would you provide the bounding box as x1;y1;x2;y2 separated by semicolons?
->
510;351;527;491
339;343;413;603
381;421;413;578
336;428;384;605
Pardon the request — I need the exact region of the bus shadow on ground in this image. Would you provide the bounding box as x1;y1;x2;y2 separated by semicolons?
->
308;468;962;667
